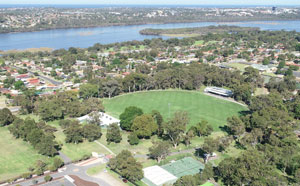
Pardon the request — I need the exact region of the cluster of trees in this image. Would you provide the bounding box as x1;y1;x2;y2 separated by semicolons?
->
13;90;104;121
207;91;300;185
79;63;261;104
116;105;215;165
140;25;259;36
8;117;59;156
60;119;102;144
0;108;15;126
108;150;143;182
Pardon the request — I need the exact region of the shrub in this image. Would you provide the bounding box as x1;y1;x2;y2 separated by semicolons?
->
44;175;52;182
21;172;32;179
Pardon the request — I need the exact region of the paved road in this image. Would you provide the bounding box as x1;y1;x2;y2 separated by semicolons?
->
10;162;111;186
11;65;62;86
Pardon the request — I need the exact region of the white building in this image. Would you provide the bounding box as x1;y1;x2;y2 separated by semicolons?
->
204;87;233;97
142;166;177;186
77;112;120;126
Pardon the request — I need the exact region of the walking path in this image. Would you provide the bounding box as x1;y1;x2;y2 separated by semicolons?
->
58;151;72;164
94;141;116;156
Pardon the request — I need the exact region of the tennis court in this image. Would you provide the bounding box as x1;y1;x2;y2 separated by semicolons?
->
161;157;205;178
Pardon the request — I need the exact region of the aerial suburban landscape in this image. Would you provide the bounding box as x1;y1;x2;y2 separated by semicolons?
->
1;1;300;186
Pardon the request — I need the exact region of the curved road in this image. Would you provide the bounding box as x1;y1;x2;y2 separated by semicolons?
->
11;161;111;186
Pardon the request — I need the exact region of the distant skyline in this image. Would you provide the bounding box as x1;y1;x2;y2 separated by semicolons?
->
1;0;300;6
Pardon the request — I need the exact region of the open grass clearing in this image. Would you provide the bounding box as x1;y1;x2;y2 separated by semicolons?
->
0;126;52;181
86;163;106;176
103;90;247;131
98;129;154;155
227;63;249;71
194;40;204;46
47;120;109;161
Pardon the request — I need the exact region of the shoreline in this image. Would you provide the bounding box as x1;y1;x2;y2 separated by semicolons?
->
1;18;300;35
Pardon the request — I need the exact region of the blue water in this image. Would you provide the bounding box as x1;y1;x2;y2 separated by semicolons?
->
0;20;300;50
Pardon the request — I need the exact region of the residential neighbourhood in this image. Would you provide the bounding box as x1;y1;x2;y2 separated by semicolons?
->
1;3;300;186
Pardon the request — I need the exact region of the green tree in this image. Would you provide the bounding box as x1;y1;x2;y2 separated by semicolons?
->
295;43;300;51
44;175;52;182
109;150;143;182
83;124;102;142
106;123;122;144
14;80;25;90
164;111;189;148
34;160;47;175
190;120;213;137
152;110;164;137
64;124;84;144
217;149;287;186
262;58;270;65
173;175;198;186
202;137;219;155
79;83;98;99
128;132;139;145
227;116;245;137
37;99;63;121
131;114;158;138
50;157;64;171
119;106;143;131
148;141;170;163
35;135;59;156
0;108;15;126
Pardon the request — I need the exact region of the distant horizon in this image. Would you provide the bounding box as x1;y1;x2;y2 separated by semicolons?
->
0;3;299;5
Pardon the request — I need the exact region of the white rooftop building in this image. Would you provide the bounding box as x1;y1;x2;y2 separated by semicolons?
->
142;166;177;186
77;112;120;126
204;86;233;97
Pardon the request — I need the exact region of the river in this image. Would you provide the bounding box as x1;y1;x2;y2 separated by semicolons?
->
1;20;300;51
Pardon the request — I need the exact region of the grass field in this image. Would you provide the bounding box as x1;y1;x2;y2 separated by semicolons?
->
103;90;246;130
98;129;154;156
194;40;204;45
18;116;110;161
227;63;249;72
0;126;52;181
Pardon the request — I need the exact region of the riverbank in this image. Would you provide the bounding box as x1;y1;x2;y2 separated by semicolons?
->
1;20;300;51
0;47;53;54
139;25;260;37
1;17;299;35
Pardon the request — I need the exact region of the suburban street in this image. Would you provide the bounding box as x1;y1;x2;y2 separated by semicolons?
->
11;65;62;86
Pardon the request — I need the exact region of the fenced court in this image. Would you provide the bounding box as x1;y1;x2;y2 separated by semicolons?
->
161;157;204;178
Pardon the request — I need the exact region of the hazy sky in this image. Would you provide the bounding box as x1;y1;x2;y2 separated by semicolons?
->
1;0;300;5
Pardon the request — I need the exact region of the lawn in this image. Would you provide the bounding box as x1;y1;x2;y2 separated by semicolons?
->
18;116;110;162
98;129;154;156
0;126;52;181
227;63;249;72
194;40;204;46
47;120;110;161
103;90;247;131
0;96;7;108
86;163;106;176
